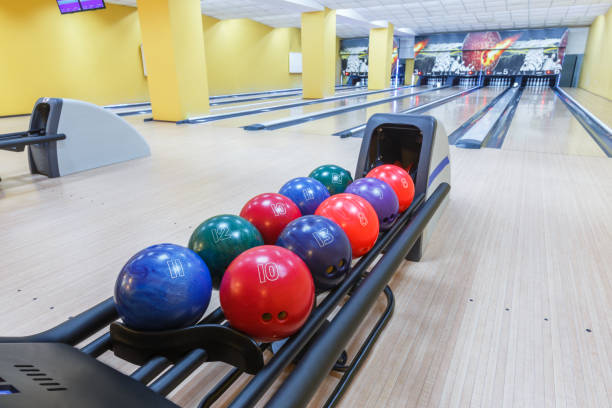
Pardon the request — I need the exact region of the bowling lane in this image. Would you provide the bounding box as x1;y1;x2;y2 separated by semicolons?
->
563;87;612;130
204;86;371;114
207;86;425;128
283;86;466;136
209;85;363;107
502;88;607;157
105;87;372;116
0;115;30;133
417;86;506;136
107;92;304;116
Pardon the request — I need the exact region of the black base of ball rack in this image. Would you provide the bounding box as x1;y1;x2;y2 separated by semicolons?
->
0;114;450;408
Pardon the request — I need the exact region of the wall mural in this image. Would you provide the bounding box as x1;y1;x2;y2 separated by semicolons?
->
340;37;401;85
414;28;569;76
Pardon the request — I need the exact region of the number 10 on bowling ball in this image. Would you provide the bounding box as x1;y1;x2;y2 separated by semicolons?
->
219;246;315;342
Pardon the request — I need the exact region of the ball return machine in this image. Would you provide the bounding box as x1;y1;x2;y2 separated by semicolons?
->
0;98;150;182
0;114;450;408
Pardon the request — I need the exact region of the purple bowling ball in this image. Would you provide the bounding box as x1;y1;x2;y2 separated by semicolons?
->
344;177;399;230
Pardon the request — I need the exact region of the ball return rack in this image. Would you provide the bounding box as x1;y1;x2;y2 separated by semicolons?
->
0;97;150;183
0;114;451;408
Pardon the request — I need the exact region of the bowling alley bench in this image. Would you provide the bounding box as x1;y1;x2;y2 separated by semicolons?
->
0;114;450;408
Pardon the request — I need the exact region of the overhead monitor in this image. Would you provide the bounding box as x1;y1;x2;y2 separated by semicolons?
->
57;0;105;14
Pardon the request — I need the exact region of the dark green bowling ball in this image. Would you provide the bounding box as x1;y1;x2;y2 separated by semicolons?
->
309;164;353;195
188;214;263;289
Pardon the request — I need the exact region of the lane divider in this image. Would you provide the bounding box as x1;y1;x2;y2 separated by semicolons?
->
447;86;512;145
553;87;612;157
243;86;452;131
105;85;366;110
179;85;415;125
455;87;520;148
484;87;524;148
334;86;482;139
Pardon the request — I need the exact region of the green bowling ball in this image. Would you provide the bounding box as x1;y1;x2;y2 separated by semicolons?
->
309;164;353;195
188;214;263;289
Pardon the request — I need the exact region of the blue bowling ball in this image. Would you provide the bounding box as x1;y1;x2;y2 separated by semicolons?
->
114;243;213;331
344;177;400;230
279;177;330;215
276;215;351;291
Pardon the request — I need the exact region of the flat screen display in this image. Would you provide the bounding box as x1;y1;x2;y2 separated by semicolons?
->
57;0;81;13
57;0;105;14
80;0;106;11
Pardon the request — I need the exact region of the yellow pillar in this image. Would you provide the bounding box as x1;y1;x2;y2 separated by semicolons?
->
301;8;336;99
368;24;394;90
404;58;415;85
137;0;209;121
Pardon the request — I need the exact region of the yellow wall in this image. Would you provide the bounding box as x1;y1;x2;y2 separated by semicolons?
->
0;1;148;116
579;8;612;100
202;16;302;95
0;2;305;116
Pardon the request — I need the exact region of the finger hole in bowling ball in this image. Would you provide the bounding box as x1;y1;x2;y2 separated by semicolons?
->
325;265;337;275
278;311;288;321
338;259;346;268
262;313;272;322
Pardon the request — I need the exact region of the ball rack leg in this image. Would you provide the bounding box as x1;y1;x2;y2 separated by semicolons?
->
324;285;395;408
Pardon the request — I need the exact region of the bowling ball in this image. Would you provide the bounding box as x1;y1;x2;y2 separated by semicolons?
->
309;164;353;195
345;178;400;230
240;193;301;245
315;193;379;257
114;244;213;331
219;246;315;342
462;31;502;72
366;164;415;212
277;215;352;291
188;215;264;289
279;177;330;215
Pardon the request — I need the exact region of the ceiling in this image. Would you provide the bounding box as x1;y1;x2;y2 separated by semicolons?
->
106;0;611;37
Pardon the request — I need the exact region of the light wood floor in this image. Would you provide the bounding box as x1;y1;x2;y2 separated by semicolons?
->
565;87;612;129
1;93;612;408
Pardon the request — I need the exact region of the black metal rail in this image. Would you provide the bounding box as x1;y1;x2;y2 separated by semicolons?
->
226;192;427;408
0;297;117;345
323;285;395;408
229;183;449;408
0;128;65;152
0;183;448;408
265;182;450;408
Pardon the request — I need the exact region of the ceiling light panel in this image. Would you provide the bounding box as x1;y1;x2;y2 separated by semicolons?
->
105;0;612;36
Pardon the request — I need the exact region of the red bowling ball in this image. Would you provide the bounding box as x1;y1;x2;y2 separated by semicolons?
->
240;193;301;244
366;164;415;212
315;193;379;257
219;246;315;342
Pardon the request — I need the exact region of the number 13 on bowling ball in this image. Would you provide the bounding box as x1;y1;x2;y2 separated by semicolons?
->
219;246;315;342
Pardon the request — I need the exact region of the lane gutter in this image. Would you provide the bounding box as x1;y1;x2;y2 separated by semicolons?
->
107;85;365;111
553;87;612;157
447;86;511;145
334;85;482;139
484;87;524;148
243;86;451;131
454;87;522;149
179;86;415;125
